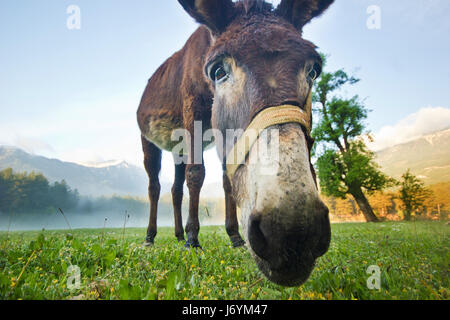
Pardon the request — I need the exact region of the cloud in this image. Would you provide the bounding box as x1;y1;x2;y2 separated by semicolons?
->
369;107;450;151
13;136;55;154
0;133;54;155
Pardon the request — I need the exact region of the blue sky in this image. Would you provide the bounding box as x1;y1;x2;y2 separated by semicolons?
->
1;0;449;184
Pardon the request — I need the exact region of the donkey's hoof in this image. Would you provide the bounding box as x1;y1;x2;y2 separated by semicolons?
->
142;240;154;248
176;236;185;242
184;240;202;250
232;238;246;248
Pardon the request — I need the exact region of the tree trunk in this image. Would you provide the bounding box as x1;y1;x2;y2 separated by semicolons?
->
403;203;412;221
351;188;379;222
404;210;411;221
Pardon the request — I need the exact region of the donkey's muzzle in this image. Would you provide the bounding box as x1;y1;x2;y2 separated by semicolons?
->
248;202;331;286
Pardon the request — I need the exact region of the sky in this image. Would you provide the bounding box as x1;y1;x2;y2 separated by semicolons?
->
1;0;449;184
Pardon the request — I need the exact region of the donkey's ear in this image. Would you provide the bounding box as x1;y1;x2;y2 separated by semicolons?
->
275;0;334;31
178;0;235;35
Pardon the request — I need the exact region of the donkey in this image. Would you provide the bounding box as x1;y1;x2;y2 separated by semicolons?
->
137;0;333;286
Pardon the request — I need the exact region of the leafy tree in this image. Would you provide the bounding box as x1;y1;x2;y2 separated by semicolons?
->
399;170;433;221
0;168;79;214
23;172;51;212
0;168;14;213
50;180;79;210
312;55;394;222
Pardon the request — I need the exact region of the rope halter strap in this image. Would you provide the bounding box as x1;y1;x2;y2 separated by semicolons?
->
225;90;313;181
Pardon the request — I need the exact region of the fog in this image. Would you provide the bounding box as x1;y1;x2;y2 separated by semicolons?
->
0;212;154;232
0;207;226;232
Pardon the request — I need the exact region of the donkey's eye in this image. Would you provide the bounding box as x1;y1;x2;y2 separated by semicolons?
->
307;63;321;83
209;63;228;83
215;67;227;81
308;69;318;81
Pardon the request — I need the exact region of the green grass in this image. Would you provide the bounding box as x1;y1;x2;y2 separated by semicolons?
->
0;221;448;300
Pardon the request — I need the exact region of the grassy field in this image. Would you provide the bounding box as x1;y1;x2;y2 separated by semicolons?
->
0;221;448;300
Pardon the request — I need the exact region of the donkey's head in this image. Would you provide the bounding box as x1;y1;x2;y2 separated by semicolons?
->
179;0;333;286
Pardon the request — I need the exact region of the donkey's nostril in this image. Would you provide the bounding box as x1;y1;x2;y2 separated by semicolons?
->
248;214;270;261
313;204;331;258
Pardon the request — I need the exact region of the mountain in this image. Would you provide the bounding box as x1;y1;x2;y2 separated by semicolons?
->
0;146;173;197
375;128;450;185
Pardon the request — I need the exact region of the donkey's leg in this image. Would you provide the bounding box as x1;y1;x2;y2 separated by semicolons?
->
182;94;206;249
183;120;205;249
223;173;245;248
141;136;162;246
184;159;205;249
172;157;186;242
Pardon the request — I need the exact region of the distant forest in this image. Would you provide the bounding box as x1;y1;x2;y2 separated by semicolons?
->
0;168;79;214
0;168;224;228
0;168;150;216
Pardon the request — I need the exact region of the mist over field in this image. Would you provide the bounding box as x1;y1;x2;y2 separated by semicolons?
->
0;192;226;232
0;210;153;232
0;210;225;232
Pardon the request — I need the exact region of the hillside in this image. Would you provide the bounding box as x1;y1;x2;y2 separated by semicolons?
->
375;129;450;185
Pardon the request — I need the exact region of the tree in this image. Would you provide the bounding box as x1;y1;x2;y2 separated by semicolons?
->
312;55;394;222
0;168;14;214
399;169;433;221
50;180;79;210
0;168;80;214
